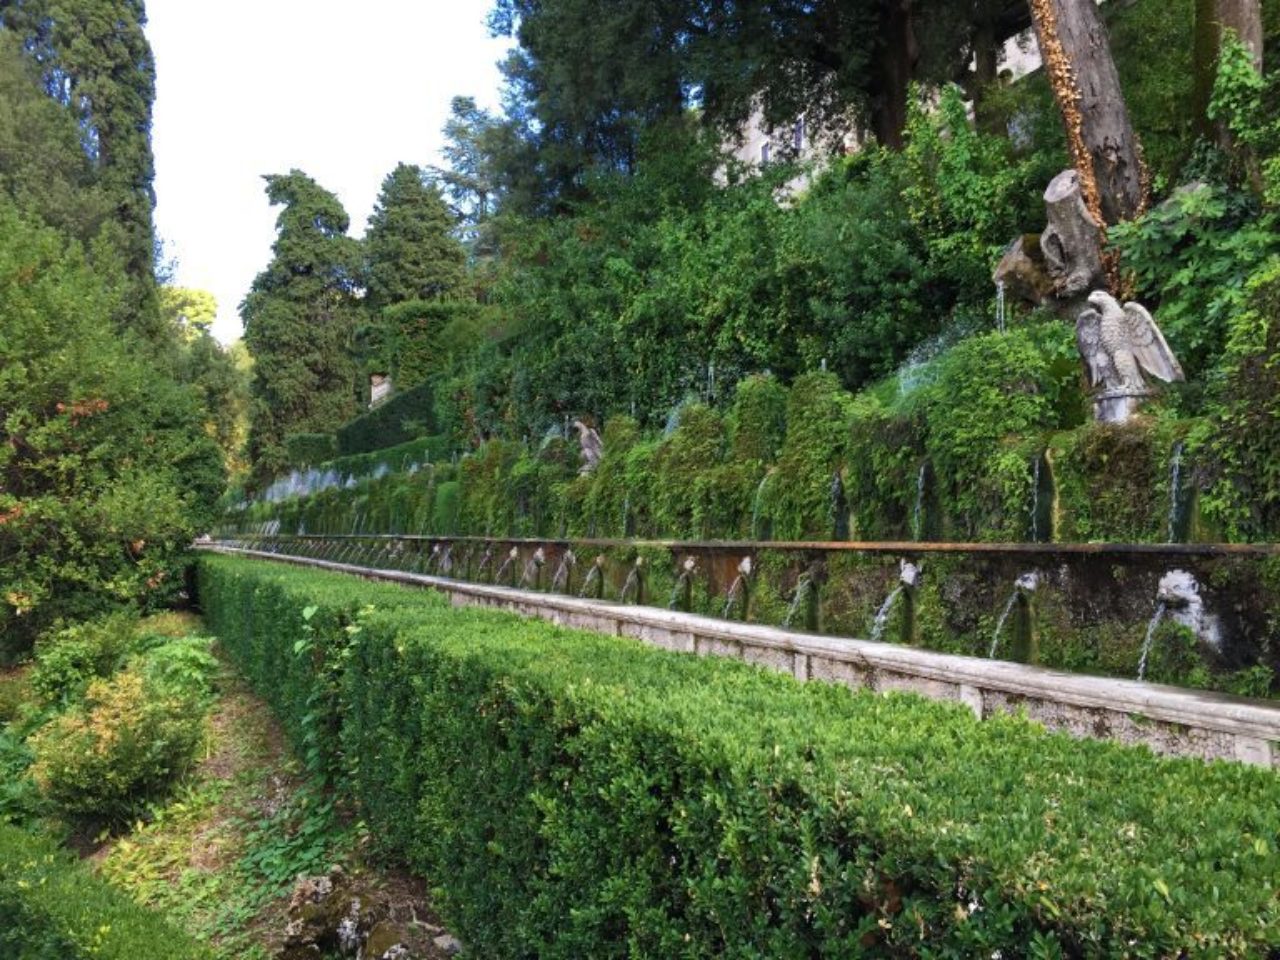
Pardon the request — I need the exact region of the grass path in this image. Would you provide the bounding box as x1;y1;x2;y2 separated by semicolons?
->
93;615;451;959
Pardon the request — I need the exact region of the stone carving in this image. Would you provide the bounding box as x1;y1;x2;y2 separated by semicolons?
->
992;170;1106;316
572;419;603;474
1041;169;1106;306
1076;291;1184;423
993;234;1056;307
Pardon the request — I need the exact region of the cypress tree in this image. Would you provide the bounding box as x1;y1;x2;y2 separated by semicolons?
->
241;171;362;486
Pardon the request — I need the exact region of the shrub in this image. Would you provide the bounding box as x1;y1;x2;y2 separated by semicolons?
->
0;822;210;959
29;669;206;821
200;554;1280;958
0;668;33;725
0;205;223;655
285;431;338;466
29;613;141;707
129;635;219;706
1204;260;1280;538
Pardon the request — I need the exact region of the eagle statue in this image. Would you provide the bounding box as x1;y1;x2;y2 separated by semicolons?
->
1076;291;1185;423
572;419;603;474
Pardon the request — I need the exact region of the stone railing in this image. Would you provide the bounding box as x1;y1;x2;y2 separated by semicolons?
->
200;542;1280;768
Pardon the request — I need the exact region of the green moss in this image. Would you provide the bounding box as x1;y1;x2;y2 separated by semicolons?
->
1049;419;1183;542
763;373;854;540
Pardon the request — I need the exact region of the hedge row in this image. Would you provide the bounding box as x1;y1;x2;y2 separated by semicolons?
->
197;554;1280;958
0;823;210;959
336;381;438;456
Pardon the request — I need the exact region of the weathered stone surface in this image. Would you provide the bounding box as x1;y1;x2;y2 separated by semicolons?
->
433;934;464;956
1041;170;1106;307
572;419;603;474
993;233;1056;307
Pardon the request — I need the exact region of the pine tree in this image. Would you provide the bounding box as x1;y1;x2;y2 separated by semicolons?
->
364;163;466;310
241;171;361;486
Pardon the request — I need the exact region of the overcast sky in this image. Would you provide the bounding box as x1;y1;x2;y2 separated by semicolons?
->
146;0;511;343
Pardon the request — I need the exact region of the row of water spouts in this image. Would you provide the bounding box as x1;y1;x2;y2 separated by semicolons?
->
244;527;1213;681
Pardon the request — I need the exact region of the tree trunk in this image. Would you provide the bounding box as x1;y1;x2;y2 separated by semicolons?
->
969;19;1003;134
1193;0;1263;137
1218;0;1263;69
870;0;917;149
1028;0;1148;225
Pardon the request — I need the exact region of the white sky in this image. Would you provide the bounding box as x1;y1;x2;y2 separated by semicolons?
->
146;1;511;344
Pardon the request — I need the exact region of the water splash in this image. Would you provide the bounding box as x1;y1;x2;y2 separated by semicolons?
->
1136;601;1168;681
988;572;1038;658
621;493;631;537
518;547;546;589
668;557;697;610
721;557;753;619
475;548;494;582
782;574;814;630
987;590;1021;658
578;556;605;599
494;547;519;586
912;464;926;541
751;472;772;540
869;586;903;643
1029;455;1042;542
550;550;576;593
1166;442;1185;543
619;558;644;603
995;279;1006;333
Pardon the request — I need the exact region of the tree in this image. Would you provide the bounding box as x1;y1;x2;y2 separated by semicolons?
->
241;171;361;486
0;32;111;241
0;0;160;337
364;163;465;310
1193;0;1262;146
430;96;502;237
160;286;217;339
159;287;250;476
1027;0;1148;226
0;200;223;654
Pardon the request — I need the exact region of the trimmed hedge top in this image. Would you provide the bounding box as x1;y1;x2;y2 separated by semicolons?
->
336;381;438;457
0;822;211;959
198;554;1280;958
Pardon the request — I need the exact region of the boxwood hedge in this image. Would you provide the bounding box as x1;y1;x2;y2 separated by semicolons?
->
0;823;210;959
197;554;1280;958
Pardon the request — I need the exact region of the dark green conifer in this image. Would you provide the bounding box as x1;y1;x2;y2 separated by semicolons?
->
364;163;466;310
241;171;362;486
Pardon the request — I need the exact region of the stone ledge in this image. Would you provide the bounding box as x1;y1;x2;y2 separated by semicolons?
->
201;545;1280;767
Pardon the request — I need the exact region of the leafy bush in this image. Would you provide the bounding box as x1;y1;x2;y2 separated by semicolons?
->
29;613;141;707
200;553;1280;958
0;668;33;725
0;822;210;959
0;203;223;656
129;635;219;706
1205;260;1280;537
918;323;1080;539
1111;182;1277;382
29;669;206;821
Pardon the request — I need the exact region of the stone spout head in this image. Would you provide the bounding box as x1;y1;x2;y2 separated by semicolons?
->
899;560;920;588
1157;569;1200;609
1016;571;1040;594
